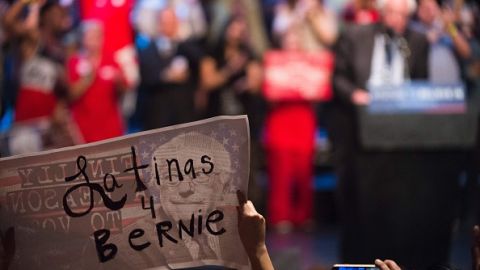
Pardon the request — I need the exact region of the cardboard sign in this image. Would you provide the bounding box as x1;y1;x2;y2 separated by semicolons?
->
262;50;334;102
0;116;250;269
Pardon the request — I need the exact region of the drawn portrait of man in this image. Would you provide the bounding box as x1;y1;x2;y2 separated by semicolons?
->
152;131;234;262
104;130;246;269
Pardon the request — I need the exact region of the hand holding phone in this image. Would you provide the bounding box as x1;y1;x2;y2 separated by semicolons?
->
333;260;401;270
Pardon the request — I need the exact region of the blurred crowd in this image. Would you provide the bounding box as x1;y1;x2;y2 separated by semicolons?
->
1;0;477;148
0;0;480;268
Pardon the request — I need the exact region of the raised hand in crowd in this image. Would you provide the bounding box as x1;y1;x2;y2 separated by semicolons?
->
237;191;274;270
441;6;471;59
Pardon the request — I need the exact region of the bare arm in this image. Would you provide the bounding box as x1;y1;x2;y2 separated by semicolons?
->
68;71;95;101
306;7;338;47
237;191;274;270
443;8;471;59
200;57;228;91
3;0;28;35
3;0;41;38
447;24;471;59
245;61;263;94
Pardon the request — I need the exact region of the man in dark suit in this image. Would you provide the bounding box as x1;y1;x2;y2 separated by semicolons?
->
137;7;204;130
330;0;463;268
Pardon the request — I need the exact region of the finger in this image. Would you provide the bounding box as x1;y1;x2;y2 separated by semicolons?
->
385;260;401;270
244;200;259;216
236;190;247;205
375;259;390;270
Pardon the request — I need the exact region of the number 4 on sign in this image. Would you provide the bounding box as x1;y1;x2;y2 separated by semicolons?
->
141;196;156;219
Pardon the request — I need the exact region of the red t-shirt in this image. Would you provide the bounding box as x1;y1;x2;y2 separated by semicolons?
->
67;54;124;143
15;56;58;122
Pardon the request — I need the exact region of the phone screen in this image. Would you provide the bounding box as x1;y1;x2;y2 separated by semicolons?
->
332;264;380;270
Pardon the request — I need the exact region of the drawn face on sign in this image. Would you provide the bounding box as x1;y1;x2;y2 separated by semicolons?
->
152;132;232;222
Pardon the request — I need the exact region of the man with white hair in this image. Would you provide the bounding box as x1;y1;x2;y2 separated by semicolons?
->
330;0;462;268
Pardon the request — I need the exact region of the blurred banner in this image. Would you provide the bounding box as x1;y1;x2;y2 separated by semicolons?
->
0;116;250;270
262;51;334;101
368;82;466;114
359;81;477;150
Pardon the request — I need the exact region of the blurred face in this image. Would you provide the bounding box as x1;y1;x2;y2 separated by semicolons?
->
154;133;232;221
42;5;71;33
417;0;440;26
82;24;103;52
382;0;411;35
226;18;247;44
158;8;178;38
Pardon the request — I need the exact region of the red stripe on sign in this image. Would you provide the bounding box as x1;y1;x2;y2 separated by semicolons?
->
0;176;22;187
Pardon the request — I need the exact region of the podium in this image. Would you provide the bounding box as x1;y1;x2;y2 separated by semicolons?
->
358;81;478;150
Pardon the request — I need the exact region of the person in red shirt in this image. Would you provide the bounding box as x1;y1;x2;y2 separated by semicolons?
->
2;1;72;123
2;1;77;155
67;20;128;143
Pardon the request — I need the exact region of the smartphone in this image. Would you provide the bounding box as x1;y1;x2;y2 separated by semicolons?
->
332;264;380;270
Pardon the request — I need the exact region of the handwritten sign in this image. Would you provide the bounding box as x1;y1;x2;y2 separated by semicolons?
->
0;116;250;269
262;50;334;102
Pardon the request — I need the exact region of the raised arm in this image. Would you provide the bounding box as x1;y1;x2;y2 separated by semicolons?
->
237;191;274;270
3;0;41;38
442;8;471;60
306;6;338;47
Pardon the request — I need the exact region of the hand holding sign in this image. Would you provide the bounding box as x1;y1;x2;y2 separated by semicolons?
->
0;116;250;269
237;191;274;270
